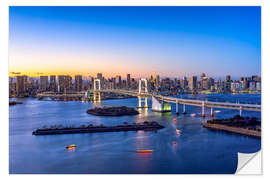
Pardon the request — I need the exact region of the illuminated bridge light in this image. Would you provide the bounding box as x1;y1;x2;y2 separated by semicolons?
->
151;96;171;113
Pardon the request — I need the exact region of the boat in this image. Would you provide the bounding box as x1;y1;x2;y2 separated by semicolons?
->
191;113;196;117
136;150;153;153
176;129;181;134
215;110;221;113
66;144;76;149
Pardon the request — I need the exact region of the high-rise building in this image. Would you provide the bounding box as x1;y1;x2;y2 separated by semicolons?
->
16;76;26;96
208;77;215;87
58;75;72;93
151;72;156;85
240;77;244;82
180;76;188;89
249;81;256;91
116;75;122;88
200;73;206;80
49;75;57;92
200;73;206;90
188;76;197;90
156;75;160;88
231;81;241;92
256;82;261;91
252;75;258;81
27;78;36;93
67;76;72;90
23;75;28;92
75;75;83;92
112;77;116;89
9;77;15;95
97;73;102;80
127;74;131;88
202;77;208;90
243;77;249;89
58;75;64;93
224;75;232;92
40;76;48;91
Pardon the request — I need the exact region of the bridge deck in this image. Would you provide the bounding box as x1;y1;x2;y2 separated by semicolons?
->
37;89;261;111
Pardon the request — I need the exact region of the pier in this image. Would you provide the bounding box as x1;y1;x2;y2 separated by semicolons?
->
32;121;164;135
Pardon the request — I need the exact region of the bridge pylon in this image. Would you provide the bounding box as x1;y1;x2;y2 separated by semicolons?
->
210;106;214;117
202;101;206;118
138;78;148;94
183;104;187;114
176;100;179;115
137;96;148;109
94;79;101;91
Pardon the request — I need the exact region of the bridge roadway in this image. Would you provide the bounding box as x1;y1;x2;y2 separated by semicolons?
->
36;89;261;112
36;93;85;98
96;89;261;112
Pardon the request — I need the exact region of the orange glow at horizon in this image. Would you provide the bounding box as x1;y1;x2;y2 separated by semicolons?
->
8;68;155;79
8;51;163;78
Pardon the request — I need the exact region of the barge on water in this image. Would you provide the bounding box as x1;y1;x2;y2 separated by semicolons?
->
32;121;164;135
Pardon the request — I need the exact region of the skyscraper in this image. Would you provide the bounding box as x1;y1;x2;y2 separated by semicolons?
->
225;75;232;92
67;76;72;91
116;75;122;88
200;73;206;80
16;76;26;96
40;76;48;91
9;77;15;95
127;74;131;88
188;76;197;90
97;73;102;80
23;75;28;92
249;81;256;91
156;75;160;88
75;75;83;92
58;75;72;93
226;75;231;82
202;77;208;90
180;76;188;89
49;75;57;92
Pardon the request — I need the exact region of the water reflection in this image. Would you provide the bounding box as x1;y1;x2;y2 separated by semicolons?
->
93;92;101;104
9;94;261;174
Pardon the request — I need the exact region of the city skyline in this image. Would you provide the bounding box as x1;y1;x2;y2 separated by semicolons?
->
10;72;261;95
9;71;261;81
9;6;261;78
8;6;262;175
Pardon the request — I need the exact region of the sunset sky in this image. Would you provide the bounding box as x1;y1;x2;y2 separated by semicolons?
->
9;6;261;79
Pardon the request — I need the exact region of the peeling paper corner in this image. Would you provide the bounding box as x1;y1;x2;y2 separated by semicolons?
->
235;150;262;175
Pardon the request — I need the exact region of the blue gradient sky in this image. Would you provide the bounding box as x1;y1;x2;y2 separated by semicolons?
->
9;6;261;79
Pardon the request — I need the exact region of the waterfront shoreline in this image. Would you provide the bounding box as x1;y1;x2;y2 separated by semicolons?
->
203;123;261;138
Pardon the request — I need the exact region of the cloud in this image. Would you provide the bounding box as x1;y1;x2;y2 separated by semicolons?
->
10;72;21;75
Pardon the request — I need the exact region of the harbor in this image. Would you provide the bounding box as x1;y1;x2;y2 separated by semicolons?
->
10;94;261;174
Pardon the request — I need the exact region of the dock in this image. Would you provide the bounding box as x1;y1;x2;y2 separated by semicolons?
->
32;121;164;135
